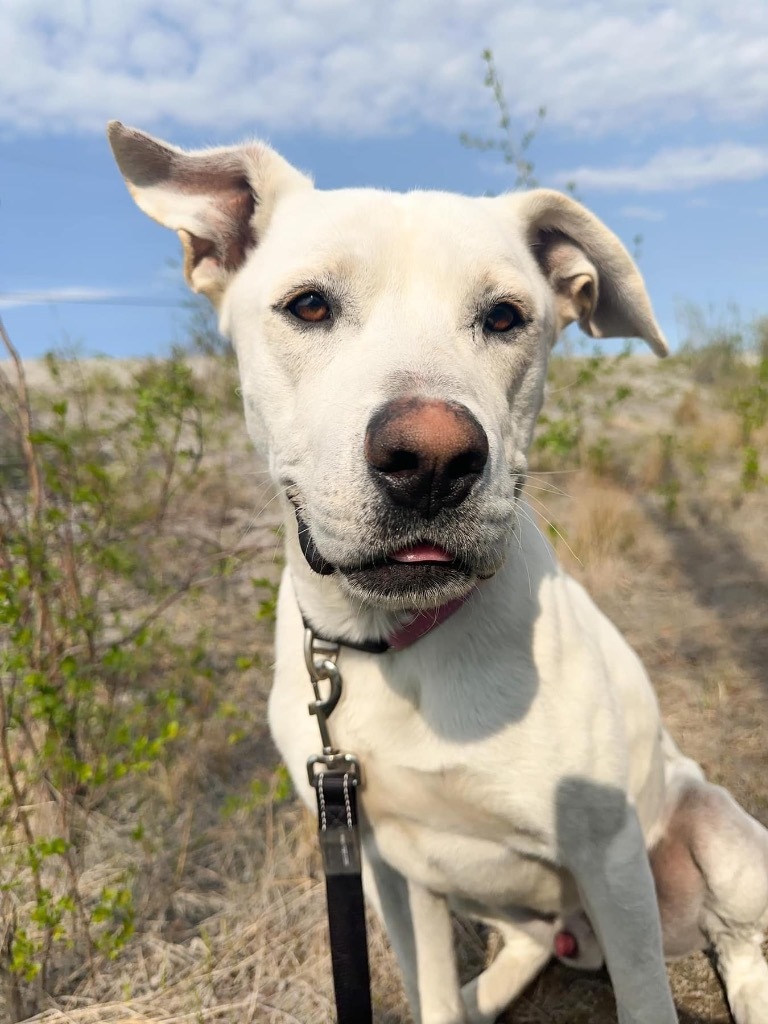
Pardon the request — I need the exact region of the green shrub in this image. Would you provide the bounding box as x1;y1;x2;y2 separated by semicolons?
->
0;323;233;1016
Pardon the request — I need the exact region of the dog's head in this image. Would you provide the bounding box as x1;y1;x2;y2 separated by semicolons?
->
108;123;666;612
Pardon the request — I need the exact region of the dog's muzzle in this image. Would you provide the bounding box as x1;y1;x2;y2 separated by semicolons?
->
288;397;502;607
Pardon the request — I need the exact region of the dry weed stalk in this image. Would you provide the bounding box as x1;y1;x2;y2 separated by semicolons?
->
0;322;278;1020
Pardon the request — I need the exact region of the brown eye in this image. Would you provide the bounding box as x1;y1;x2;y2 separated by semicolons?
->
287;291;331;323
484;301;523;333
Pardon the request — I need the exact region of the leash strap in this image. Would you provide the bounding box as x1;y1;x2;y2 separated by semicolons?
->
315;770;373;1024
305;629;373;1024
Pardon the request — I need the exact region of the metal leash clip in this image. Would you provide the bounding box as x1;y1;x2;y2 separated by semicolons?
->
304;627;362;787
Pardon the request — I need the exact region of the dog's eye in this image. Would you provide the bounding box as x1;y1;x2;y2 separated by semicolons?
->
484;302;524;334
287;291;331;323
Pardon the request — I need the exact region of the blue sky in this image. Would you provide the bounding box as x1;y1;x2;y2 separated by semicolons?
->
2;0;767;359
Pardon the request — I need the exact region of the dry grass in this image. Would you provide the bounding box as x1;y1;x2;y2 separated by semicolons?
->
5;355;768;1024
542;473;647;593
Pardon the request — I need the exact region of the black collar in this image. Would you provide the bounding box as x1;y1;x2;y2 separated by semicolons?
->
301;612;391;654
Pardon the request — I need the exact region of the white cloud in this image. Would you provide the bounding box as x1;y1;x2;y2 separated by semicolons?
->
0;287;127;310
619;205;666;222
686;197;713;208
557;144;768;193
0;1;767;139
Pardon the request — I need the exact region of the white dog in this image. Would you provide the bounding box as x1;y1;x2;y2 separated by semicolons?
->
108;122;768;1024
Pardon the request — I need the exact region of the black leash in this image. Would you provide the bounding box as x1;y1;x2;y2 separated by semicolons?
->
304;629;373;1024
315;771;372;1022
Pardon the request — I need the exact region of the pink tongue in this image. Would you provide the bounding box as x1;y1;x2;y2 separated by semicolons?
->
390;544;454;564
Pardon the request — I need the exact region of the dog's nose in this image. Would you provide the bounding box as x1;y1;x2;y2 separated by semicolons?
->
365;398;489;516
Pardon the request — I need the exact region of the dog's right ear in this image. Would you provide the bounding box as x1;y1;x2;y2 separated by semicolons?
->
107;122;312;305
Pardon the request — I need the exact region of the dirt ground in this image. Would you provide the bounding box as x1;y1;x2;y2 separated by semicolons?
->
10;354;768;1024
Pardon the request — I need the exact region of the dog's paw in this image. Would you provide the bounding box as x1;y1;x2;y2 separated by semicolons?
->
727;976;768;1024
461;978;499;1024
729;992;768;1024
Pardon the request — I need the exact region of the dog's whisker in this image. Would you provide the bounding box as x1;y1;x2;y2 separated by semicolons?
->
520;503;582;569
523;480;573;499
515;505;559;571
523;490;564;521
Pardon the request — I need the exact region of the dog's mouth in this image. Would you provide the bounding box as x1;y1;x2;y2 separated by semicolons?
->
293;505;481;607
342;541;473;600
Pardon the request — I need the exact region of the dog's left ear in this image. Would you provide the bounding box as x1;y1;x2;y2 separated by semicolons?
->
510;189;668;356
107;121;312;305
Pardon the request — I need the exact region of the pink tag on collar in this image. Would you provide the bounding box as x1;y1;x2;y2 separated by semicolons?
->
386;592;472;651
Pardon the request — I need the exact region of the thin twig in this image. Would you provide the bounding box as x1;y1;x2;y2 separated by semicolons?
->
0;317;43;521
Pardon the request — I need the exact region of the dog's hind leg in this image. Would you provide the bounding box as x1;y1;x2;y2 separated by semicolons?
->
709;929;768;1024
652;771;768;1024
690;787;768;1024
460;915;555;1024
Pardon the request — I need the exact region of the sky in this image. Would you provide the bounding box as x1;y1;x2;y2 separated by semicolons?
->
1;0;767;359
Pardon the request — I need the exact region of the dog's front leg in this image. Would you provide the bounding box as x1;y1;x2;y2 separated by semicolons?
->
560;788;678;1024
408;882;465;1024
365;850;465;1024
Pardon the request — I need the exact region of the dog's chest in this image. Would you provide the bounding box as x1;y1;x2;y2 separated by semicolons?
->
361;756;573;911
271;640;579;912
